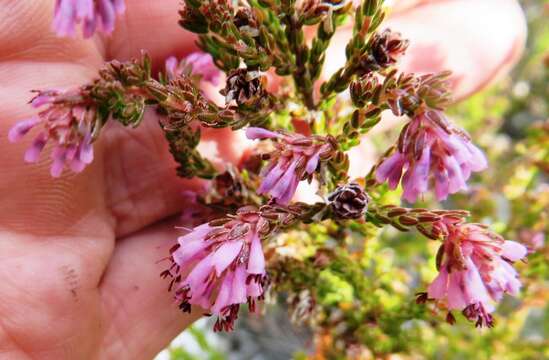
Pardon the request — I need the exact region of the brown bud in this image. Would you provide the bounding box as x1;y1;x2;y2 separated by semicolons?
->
398;215;418;226
221;68;267;107
328;182;370;219
391;221;409;232
370;29;409;66
446;312;457;325
179;4;208;34
387;208;408;217
211;169;246;205
417;224;438;240
234;7;260;37
415;292;428;304
350;74;379;107
417;214;441;223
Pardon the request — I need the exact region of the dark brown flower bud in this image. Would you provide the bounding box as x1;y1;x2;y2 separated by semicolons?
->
234;7;260;37
221;69;267;107
446;312;457;325
214;170;243;198
299;0;332;25
350;74;380;107
178;4;208;34
328;182;370;219
359;29;409;74
415;292;428;304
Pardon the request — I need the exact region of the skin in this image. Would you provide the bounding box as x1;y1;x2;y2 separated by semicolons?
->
0;1;525;359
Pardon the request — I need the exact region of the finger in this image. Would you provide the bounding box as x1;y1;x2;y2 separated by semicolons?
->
0;1;242;237
106;0;198;68
0;60;113;236
0;229;114;359
386;0;526;100
99;218;202;359
325;0;526;100
0;1;105;62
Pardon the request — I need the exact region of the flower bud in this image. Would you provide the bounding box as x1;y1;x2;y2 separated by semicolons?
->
328;182;370;219
222;69;267;107
358;29;409;74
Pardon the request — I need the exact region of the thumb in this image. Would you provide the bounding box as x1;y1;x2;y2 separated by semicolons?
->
324;0;526;100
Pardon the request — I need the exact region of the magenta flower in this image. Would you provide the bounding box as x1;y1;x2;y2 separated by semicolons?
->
162;207;268;332
8;90;97;177
53;0;126;38
426;221;527;327
246;127;336;204
165;52;221;85
376;110;487;202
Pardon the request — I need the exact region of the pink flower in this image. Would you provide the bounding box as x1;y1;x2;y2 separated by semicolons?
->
162;207;269;332
165;52;221;85
376;109;487;202
53;0;126;38
246;128;336;204
425;221;527;327
8;90;97;177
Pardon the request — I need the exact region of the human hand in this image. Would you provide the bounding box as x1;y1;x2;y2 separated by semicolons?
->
0;1;525;359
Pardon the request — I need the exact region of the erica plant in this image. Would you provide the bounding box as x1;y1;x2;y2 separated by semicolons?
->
9;0;533;355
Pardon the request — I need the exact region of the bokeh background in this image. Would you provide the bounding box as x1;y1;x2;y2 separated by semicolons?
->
156;1;548;359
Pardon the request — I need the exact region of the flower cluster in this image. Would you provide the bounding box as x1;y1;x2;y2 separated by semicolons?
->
161;207;269;332
8;90;98;177
53;0;126;38
372;205;528;327
423;220;528;327
376;109;487;202
246;127;337;204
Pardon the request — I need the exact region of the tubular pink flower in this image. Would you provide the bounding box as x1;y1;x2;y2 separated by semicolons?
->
376;109;487;202
9;90;97;177
161;207;269;332
426;220;527;328
165;52;221;85
52;0;126;38
247;128;336;204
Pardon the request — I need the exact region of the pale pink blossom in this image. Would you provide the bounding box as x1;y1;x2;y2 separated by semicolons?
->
165;52;221;85
246;128;336;204
8;90;97;177
53;0;126;38
162;207;268;332
376;109;487;202
425;221;527;327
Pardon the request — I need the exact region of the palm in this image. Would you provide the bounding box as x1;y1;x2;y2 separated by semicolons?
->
0;0;525;359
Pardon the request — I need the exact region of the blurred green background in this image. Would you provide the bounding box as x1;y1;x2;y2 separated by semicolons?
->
157;1;548;359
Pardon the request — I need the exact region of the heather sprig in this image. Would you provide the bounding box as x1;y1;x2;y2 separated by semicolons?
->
11;0;532;346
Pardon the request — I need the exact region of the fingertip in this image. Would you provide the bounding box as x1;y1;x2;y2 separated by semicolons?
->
324;0;527;101
386;0;527;100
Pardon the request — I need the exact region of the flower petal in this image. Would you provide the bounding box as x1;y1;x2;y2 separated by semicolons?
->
501;240;528;262
247;232;265;275
245;127;280;140
212;240;243;276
